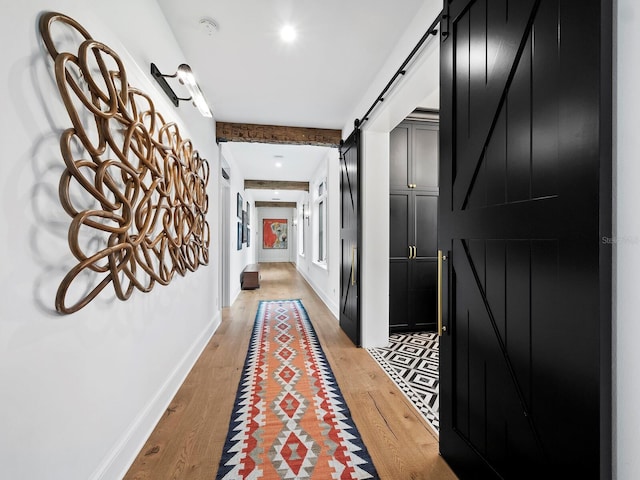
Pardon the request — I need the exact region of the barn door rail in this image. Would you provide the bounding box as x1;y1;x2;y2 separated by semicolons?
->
355;10;443;128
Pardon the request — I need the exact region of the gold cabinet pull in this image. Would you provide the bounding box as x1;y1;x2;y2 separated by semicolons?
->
408;245;412;259
351;245;356;286
438;250;447;336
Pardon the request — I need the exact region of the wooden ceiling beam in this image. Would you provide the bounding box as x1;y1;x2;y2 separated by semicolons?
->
245;180;309;191
216;122;341;147
255;201;297;208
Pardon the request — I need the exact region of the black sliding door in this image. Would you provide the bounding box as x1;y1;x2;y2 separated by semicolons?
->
339;129;361;346
438;0;611;478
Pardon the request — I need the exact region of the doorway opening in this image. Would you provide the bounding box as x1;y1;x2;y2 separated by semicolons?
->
355;17;442;436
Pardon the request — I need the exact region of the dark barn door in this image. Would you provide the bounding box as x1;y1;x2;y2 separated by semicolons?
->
438;0;611;478
339;129;361;346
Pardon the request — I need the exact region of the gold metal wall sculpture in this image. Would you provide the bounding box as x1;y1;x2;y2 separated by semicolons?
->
39;12;211;314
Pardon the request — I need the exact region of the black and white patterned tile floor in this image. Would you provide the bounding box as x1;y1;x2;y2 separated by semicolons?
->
367;332;440;433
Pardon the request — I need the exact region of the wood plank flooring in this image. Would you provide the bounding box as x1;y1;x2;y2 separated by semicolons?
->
124;262;457;480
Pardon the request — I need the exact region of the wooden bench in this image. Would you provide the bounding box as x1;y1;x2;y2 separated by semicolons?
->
241;263;260;290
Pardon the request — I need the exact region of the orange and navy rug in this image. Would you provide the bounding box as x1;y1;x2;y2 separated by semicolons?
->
216;299;379;479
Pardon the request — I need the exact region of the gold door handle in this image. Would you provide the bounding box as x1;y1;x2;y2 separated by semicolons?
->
351;245;356;286
408;246;412;259
413;246;417;258
438;250;447;336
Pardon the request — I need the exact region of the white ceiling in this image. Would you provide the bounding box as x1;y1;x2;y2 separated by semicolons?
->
221;142;333;202
156;0;437;197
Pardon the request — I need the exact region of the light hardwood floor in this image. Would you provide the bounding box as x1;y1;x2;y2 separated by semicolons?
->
124;262;457;480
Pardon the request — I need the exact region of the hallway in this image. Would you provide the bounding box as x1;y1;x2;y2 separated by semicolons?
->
125;262;456;479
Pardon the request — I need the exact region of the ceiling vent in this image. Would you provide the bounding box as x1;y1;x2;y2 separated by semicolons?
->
199;17;219;36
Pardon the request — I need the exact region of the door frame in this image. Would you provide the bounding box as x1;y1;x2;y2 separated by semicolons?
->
219;153;232;308
352;27;440;348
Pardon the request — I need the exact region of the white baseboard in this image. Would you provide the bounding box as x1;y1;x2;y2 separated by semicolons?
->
230;284;242;306
91;312;221;480
296;267;339;319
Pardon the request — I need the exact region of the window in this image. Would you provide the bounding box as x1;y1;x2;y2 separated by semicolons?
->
314;180;327;264
318;199;325;261
299;204;305;256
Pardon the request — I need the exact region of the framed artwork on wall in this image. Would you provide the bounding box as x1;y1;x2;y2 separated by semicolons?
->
242;210;248;243
247;227;251;247
246;201;250;225
237;221;242;250
237;193;243;219
263;218;288;249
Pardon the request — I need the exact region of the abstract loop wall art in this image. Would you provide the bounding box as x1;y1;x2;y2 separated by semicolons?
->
39;12;211;314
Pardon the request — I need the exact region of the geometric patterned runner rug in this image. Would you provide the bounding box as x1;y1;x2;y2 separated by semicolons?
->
216;299;379;479
367;332;439;433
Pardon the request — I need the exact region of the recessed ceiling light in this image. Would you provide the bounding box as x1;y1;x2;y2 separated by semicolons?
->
275;162;282;168
274;191;280;195
280;24;297;43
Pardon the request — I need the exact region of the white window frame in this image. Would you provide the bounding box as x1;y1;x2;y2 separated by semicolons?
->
298;204;306;257
313;179;327;266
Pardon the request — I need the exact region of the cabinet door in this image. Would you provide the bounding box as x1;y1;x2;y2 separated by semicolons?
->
414;193;438;259
389;124;410;189
389;191;411;329
389;261;410;329
410;259;437;331
390;192;411;257
412;123;439;189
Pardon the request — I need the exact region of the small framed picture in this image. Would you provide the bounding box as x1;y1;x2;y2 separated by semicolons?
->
242;211;248;243
237;221;242;250
237;193;243;219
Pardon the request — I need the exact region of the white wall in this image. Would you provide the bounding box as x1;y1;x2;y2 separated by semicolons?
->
615;1;640;478
359;131;390;347
220;144;254;304
258;207;294;262
295;149;340;318
0;2;220;479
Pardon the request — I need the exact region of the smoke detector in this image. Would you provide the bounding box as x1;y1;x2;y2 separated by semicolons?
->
199;17;219;36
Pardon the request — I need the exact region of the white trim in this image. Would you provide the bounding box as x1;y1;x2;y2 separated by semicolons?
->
92;313;221;480
313;260;328;270
359;130;390;348
297;266;339;319
313;179;328;263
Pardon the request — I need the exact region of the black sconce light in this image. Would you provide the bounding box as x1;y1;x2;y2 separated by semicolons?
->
150;63;212;118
